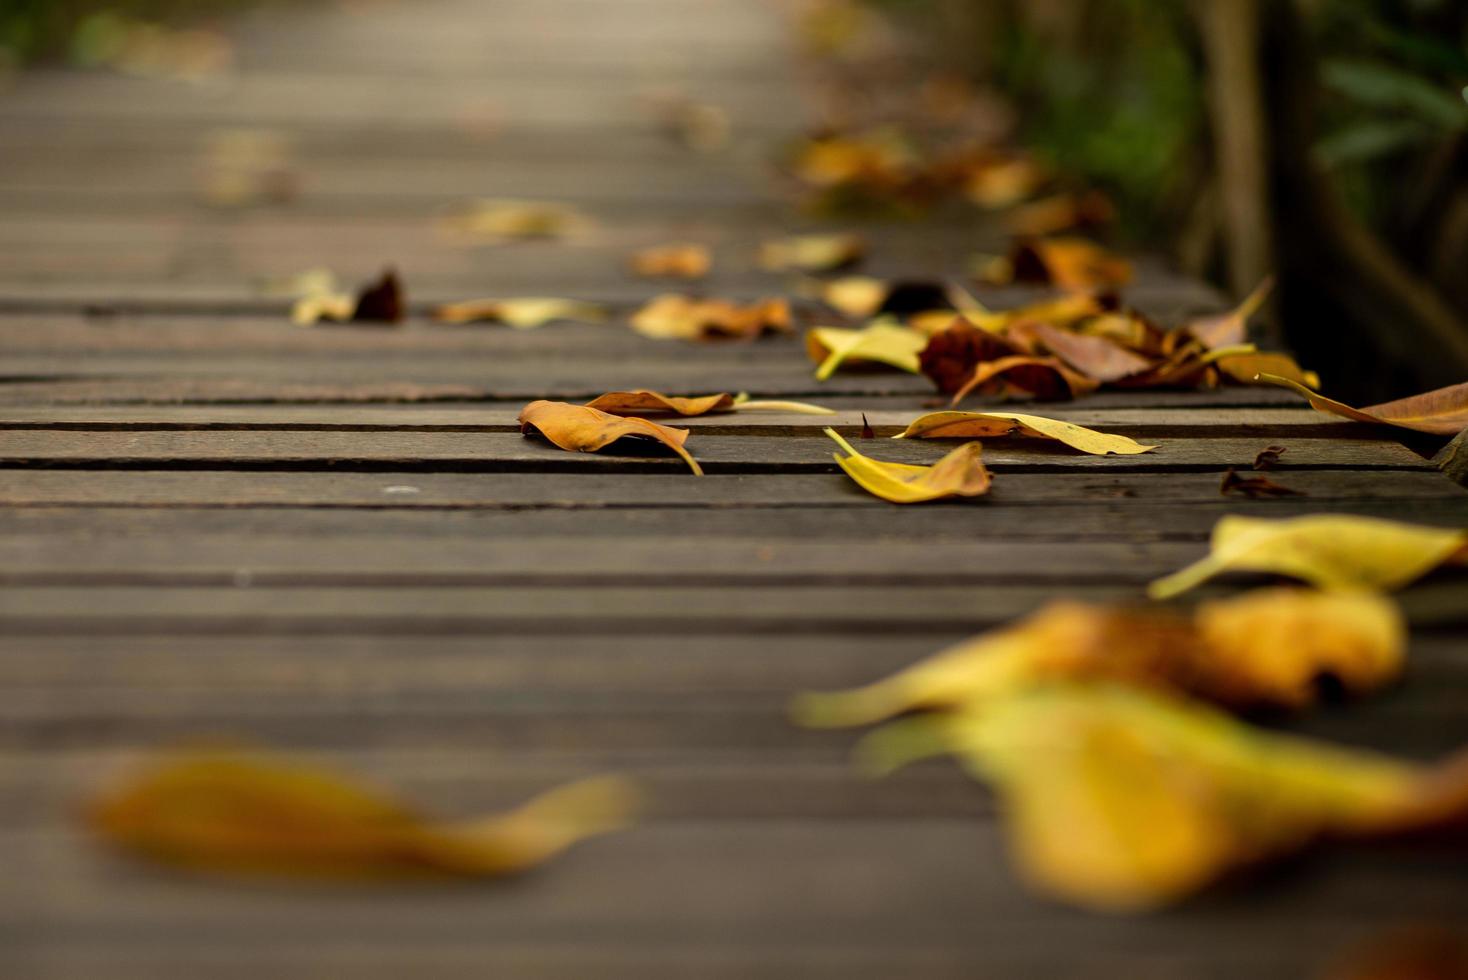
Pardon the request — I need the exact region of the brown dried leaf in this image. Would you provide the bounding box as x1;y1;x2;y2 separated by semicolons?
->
1253;445;1286;470
629;243;712;280
918;318;1019;394
1009;321;1154;383
1185;277;1274;350
950;354;1100;404
1004;190;1116;237
1220;467;1304;499
990;237;1133;291
518;399;704;475
89;749;637;880
1261;375;1468;437
584;391;734;417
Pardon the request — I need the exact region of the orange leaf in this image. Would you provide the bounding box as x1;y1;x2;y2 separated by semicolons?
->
999;237;1133;291
951;355;1100;404
1261;375;1468;437
629;294;790;341
584;390;735;417
1185;276;1274;350
629;243;712;280
518;400;704;475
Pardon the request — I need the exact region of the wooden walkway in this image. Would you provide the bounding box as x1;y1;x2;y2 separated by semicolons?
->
1;1;1466;976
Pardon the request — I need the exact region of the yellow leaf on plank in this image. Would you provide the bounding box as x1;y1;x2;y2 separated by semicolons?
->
433;297;606;328
806;323;927;380
791;588;1403;727
758;232;866;272
518;400;704;475
1260;374;1468;437
89;750;637;880
895;411;1156;455
1148;514;1468;599
855;685;1450;912
825;427;990;504
630;294;791;341
628;243;712;280
437;199;591;242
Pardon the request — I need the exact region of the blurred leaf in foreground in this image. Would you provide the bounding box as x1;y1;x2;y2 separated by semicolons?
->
792;588;1404;728
1149;515;1468;599
855;684;1466;912
89;750;637;880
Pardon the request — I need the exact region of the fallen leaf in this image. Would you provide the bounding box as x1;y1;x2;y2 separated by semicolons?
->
951;354;1101;404
814;276;955;318
1253;445;1286;469
790;588;1402;727
1185;277;1274;350
629;243;712;280
825;427;991;503
437;199;591;242
918;319;1019;393
806;322;928;380
1220;467;1304;499
585;391;734;416
292;269;403;326
1010;321;1154;383
1261;374;1468;437
1214;351;1319;389
855;684;1458;911
896;410;1156;455
89;749;637;880
759;232;866;273
518;400;704;475
433;297;606;328
1193;588;1405;709
1148;514;1468;599
984;237;1133;291
950;154;1045;208
630;294;791;341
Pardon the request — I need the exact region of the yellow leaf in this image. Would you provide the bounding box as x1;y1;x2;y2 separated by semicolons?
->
806;323;927;380
758;232;866;272
895;411;1156;455
856;685;1442;911
1260;374;1468;437
1148;514;1468;599
1193;588;1405;709
1214;352;1319;389
291;291;356;326
628;243;712;280
630;294;790;341
825;427;990;504
436;199;591;242
518;400;704;475
433;297;606;328
791;588;1402;727
88;749;637;880
816;275;891;318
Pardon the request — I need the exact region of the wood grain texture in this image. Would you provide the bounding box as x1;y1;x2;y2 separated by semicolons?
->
0;0;1465;974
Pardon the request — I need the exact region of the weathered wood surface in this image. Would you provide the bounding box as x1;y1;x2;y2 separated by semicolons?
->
0;0;1466;977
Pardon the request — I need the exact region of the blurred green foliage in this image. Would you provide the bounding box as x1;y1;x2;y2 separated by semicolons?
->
0;0;264;65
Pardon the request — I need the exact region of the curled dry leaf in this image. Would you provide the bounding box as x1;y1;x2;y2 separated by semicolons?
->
1149;514;1468;599
433;297;606;328
759;232;866;273
630;294;791;341
1253;445;1286;470
88;750;637;880
825;427;991;504
951;354;1101;404
629;243;712;280
1185;277;1274;350
1009;321;1154;383
896;410;1155;455
806;323;928;380
855;684;1460;912
1261;374;1468;437
918;318;1019;393
791;588;1404;728
437;199;591;242
518;400;704;475
1220;467;1303;499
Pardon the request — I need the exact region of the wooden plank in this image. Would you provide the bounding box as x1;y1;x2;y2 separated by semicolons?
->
0;469;1457;510
0;430;1431;470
